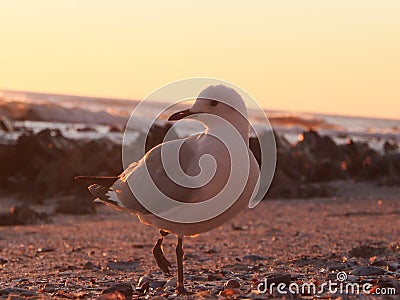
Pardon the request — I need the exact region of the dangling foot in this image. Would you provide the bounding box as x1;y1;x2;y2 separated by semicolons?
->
152;230;171;274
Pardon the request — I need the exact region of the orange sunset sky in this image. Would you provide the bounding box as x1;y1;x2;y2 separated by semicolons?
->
0;1;399;119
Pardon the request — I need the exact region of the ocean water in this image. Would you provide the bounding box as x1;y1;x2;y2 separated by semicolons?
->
0;90;399;152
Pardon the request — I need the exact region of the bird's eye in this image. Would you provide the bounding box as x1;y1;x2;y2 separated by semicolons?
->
210;100;218;107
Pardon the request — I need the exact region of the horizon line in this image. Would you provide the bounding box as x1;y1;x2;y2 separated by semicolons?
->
1;88;399;122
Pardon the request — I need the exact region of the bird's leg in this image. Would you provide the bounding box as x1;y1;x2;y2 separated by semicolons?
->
175;236;189;294
152;229;171;274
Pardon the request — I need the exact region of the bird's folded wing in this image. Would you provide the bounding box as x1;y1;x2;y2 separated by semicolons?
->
112;139;200;215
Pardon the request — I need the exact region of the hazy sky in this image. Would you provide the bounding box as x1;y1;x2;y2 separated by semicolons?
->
1;1;399;119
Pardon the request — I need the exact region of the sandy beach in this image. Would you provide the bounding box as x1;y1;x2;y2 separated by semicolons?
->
1;181;399;299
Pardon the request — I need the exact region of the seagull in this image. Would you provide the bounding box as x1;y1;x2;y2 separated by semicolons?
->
76;85;260;294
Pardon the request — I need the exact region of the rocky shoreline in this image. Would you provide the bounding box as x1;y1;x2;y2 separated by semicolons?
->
0;121;399;223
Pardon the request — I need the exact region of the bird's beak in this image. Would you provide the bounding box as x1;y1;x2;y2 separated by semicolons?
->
168;109;195;121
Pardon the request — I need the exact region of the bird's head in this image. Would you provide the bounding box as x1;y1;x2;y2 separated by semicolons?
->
168;85;248;130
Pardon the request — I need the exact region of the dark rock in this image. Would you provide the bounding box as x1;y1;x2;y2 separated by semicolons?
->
342;139;381;180
101;283;133;299
54;196;95;215
370;257;389;267
224;279;241;289
348;245;390;258
388;262;399;271
186;275;207;282
42;283;58;293
137;275;152;293
249;130;279;167
242;254;268;261
149;280;167;289
267;170;299;199
164;277;177;288
384;140;399;154
0;117;397;206
0;128;122;207
0;205;48;226
207;273;224;281
258;273;291;290
266;129;348;199
379;153;400;186
137;276;152;287
96;291;126;300
0;257;8;264
296;129;346;182
106;260;139;271
138;282;150;293
328;263;347;271
292;257;328;268
0;288;37;297
83;261;99;270
351;266;386;276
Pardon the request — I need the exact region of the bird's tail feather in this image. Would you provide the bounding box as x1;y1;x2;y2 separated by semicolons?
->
88;183;128;212
88;183;110;201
